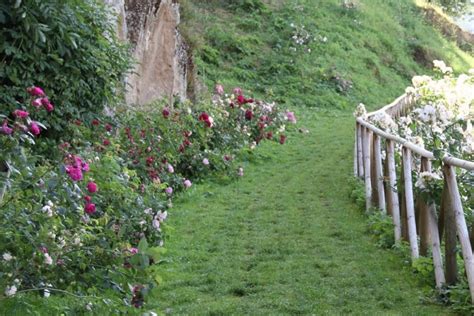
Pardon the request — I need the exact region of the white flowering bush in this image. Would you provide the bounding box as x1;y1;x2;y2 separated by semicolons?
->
355;61;473;218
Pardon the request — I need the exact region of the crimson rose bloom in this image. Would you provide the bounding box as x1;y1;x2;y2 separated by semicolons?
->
162;107;170;119
245;109;253;121
85;203;96;214
87;181;98;193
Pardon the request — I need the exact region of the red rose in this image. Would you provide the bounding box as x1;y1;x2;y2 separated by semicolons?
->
87;181;98;193
237;95;245;105
279;134;287;145
245;109;253;121
162;107;170;119
85;203;96;214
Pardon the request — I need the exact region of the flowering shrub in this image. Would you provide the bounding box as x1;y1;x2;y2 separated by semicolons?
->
355;61;473;224
0;84;296;310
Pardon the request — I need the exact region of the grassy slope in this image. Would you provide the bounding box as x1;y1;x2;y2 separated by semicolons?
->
154;110;448;314
182;0;473;110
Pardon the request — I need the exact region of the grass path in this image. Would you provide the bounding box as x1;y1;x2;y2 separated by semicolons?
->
155;109;447;315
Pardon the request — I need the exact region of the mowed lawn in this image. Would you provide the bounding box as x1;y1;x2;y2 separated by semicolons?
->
153;108;448;315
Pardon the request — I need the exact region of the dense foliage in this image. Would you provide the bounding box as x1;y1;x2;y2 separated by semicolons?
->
0;84;296;312
0;0;131;136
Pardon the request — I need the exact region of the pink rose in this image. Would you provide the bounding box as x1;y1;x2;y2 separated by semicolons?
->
66;166;83;181
84;203;96;214
129;247;139;255
41;98;54;112
215;84;224;95
27;86;45;97
286;111;297;124
167;164;174;173
87;181;98;193
31;98;42;107
13;110;29;118
183;179;192;189
84;195;92;203
202;158;209;165
165;187;173;195
29;122;41;136
233;87;242;95
0;122;13;135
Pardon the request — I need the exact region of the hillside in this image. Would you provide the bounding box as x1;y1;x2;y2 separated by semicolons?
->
182;0;473;110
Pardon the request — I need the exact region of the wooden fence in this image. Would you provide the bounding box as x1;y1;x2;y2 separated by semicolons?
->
354;93;474;302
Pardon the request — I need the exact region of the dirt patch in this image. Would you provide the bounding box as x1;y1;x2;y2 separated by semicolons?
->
421;6;474;51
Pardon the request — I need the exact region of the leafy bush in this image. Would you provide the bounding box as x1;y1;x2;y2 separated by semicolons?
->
0;0;131;137
0;84;297;311
366;211;395;249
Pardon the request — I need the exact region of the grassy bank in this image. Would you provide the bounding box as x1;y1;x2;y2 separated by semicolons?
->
182;0;473;110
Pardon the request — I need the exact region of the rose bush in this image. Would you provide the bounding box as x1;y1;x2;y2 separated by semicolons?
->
0;84;296;311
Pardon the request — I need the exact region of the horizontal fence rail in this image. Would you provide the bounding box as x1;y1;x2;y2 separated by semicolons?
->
354;93;474;302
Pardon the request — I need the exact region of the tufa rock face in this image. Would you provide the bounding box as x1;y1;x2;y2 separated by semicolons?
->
105;0;191;105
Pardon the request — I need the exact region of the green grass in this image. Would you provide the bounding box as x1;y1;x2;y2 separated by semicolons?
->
182;0;473;110
153;108;449;314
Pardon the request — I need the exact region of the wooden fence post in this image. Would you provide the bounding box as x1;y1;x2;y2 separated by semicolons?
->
386;140;401;242
357;124;364;178
418;158;430;256
444;164;474;303
442;181;458;285
400;158;408;241
420;158;445;288
362;127;372;210
402;147;419;259
354;124;358;177
373;133;386;212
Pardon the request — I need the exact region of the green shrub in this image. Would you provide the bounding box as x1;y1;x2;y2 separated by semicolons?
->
0;0;131;137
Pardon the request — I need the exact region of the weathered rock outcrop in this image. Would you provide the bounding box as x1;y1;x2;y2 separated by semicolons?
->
105;0;192;105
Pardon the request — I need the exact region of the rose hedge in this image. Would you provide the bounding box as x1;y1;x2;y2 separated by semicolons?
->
0;85;296;311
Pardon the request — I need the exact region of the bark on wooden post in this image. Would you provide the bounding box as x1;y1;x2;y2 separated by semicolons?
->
357;124;364;178
402;147;419;259
370;132;378;207
418;158;430;256
400;160;409;241
362;127;372;211
386;140;401;242
373;133;386;212
444;164;474;303
420;158;445;288
442;182;458;285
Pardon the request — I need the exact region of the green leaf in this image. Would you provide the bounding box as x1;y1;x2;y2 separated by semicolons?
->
14;0;22;9
146;247;167;261
138;237;148;253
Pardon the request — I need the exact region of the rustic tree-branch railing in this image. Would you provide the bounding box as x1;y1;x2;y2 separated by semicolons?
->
354;93;474;302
